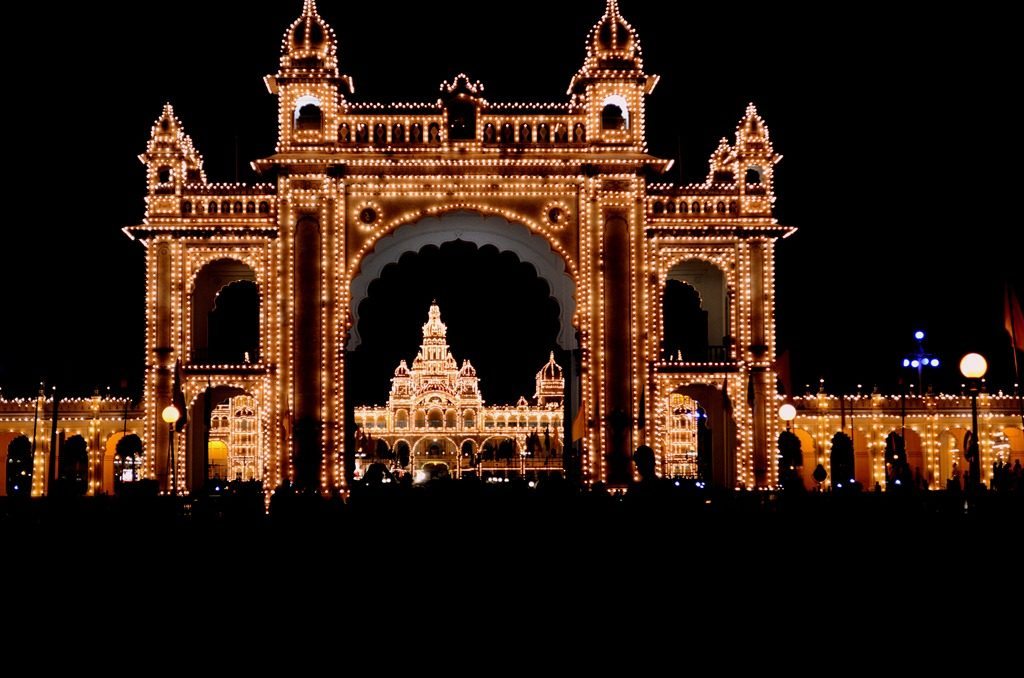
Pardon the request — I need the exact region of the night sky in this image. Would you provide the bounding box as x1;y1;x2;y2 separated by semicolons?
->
0;1;1018;403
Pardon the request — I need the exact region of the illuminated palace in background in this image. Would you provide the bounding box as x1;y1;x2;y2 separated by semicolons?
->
353;304;565;479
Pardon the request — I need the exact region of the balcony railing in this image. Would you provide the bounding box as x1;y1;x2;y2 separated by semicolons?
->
658;346;738;372
664;346;733;363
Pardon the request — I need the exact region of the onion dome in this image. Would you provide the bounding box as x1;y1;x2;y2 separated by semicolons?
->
583;0;643;71
537;352;564;381
394;360;411;378
280;0;338;71
460;360;477;378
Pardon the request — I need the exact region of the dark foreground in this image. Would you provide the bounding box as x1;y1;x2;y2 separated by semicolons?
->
3;483;1019;639
4;481;1022;560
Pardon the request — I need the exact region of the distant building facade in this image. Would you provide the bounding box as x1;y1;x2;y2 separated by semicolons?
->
0;394;144;496
788;390;1024;490
353;304;564;479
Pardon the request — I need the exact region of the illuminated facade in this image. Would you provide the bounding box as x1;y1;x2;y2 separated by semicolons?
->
4;388;1022;496
665;394;701;479
208;396;261;481
353;304;564;478
0;394;144;497
123;0;795;494
789;391;1024;490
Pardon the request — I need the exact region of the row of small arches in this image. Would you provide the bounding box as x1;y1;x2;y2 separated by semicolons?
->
377;409;563;429
652;200;739;216
335;121;588;146
482;122;587;145
339;122;439;145
182;201;272;216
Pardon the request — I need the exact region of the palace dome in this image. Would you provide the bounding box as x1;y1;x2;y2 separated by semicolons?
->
281;0;337;69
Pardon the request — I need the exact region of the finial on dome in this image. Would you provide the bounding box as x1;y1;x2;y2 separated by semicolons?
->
280;0;338;71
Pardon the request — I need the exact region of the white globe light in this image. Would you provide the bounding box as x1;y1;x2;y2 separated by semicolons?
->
959;353;988;379
778;404;797;422
162;405;181;424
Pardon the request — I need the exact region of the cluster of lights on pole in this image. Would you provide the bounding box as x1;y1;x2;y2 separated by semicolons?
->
902;330;941;375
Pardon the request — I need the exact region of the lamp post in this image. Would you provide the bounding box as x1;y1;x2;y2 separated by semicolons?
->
777;404;799;490
162;405;181;496
959;353;987;490
779;404;797;431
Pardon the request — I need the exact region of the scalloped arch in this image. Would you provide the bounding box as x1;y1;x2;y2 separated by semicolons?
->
348;211;577;351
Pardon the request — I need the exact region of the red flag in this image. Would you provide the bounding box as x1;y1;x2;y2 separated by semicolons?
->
571;401;586;442
1005;284;1024;352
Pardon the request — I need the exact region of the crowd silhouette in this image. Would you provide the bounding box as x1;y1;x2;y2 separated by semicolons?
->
3;440;1024;534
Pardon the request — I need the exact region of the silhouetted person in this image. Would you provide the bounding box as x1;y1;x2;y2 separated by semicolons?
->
884;432;909;491
949;462;962;493
362;462;392;487
777;430;804;493
633;445;657;484
628;445;669;512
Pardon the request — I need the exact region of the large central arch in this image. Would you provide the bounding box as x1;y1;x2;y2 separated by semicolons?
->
348;211;577;351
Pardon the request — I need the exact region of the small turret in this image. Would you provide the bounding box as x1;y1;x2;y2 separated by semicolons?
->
535;352;565;407
702;103;783;216
139;103;206;195
569;0;658;150
265;0;353;151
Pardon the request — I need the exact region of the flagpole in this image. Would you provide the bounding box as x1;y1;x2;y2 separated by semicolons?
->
1007;283;1024;430
31;382;43;471
1010;311;1024;430
48;386;59;490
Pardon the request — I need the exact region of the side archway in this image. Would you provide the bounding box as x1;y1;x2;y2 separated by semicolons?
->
663;259;730;361
186;385;263;492
661;383;736;487
191;259;260;365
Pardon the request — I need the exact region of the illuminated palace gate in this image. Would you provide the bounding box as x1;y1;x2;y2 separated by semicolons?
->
127;0;791;493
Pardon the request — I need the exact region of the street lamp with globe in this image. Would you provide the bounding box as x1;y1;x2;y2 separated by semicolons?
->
779;404;797;431
777;404;801;490
162;405;181;496
959;353;987;489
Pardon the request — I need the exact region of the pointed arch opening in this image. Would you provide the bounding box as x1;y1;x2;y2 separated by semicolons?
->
661;383;734;486
663;259;731;362
186;386;264;493
191;260;260;365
